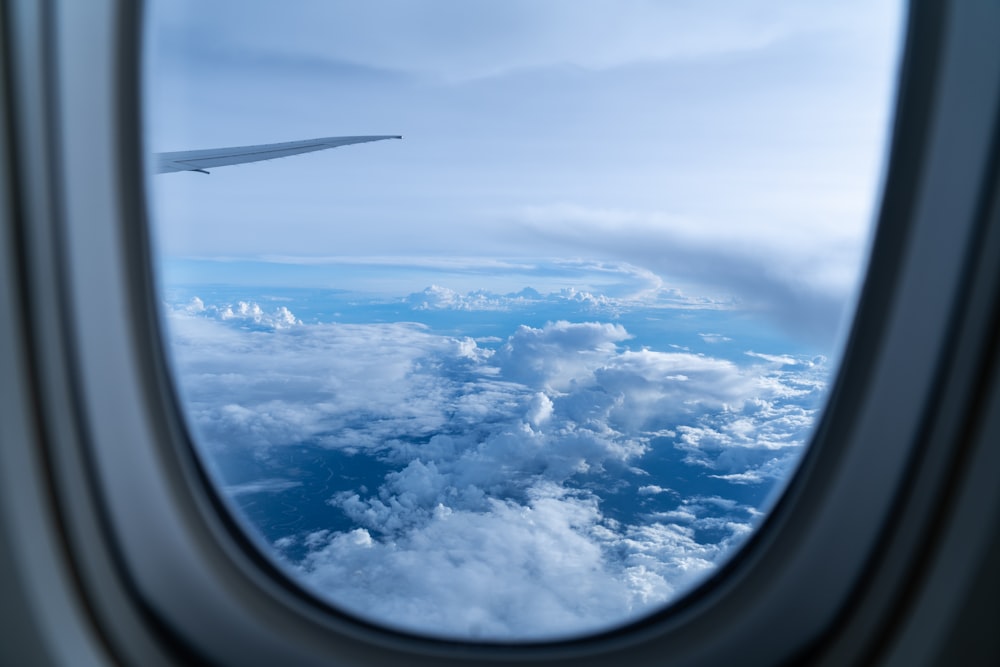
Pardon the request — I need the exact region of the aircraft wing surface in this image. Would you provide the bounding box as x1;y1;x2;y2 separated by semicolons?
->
155;135;402;174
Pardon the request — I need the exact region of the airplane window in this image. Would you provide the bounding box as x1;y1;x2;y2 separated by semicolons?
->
144;0;903;641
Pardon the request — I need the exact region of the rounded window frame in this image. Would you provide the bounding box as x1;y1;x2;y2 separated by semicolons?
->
5;0;1000;664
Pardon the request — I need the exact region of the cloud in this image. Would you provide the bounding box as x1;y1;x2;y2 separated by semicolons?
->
175;297;301;329
509;203;867;346
298;491;632;638
405;284;540;311
673;392;822;483
165;309;467;451
295;484;750;639
164;292;827;638
154;0;895;83
495;321;631;391
225;479;303;496
399;278;721;315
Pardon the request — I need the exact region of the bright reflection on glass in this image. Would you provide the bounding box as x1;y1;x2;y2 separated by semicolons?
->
145;0;903;640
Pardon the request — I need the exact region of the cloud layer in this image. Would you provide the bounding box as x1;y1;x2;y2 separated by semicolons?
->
153;0;898;82
147;1;900;350
164;291;826;639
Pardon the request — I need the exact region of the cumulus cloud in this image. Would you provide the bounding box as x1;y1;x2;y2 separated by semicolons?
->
174;297;301;329
165;311;466;451
295;484;751;639
406;285;513;311
225;478;302;496
164;293;827;638
495;321;631;391
402;282;699;313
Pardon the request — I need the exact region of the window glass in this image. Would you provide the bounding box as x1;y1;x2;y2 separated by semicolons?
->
144;0;903;640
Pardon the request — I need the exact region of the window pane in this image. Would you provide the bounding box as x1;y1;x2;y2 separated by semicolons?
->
144;0;903;640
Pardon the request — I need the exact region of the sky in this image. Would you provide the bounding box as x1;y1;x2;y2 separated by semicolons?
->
144;0;905;641
146;0;904;347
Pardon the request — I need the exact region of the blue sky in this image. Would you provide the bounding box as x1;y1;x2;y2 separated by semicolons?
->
146;0;903;346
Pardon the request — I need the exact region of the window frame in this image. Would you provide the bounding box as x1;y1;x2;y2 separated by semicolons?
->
1;0;999;664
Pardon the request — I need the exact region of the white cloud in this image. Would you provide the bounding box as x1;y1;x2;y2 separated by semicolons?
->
400;275;722;315
496;320;631;391
509;203;868;345
164;293;827;638
171;298;302;329
526;392;554;427
406;284;528;311
219;301;300;328
225;478;302;496
745;350;806;366
296;483;750;639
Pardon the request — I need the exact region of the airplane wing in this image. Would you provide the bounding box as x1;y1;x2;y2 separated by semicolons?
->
155;135;402;174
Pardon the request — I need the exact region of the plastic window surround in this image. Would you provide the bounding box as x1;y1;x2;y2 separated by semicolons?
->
2;0;999;665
